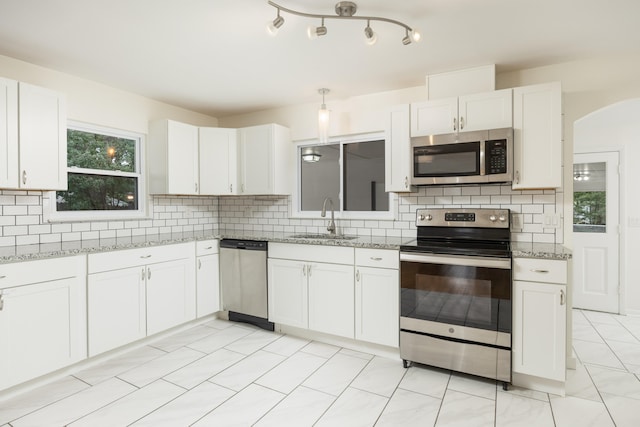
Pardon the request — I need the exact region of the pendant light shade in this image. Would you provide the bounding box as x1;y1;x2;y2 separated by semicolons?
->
318;88;330;144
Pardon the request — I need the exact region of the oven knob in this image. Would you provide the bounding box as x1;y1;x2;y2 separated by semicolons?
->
449;327;455;334
499;215;507;222
489;215;497;222
419;214;433;221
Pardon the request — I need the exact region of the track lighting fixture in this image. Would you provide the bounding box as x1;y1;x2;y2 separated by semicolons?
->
266;1;421;46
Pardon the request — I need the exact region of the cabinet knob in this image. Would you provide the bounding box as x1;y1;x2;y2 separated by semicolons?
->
530;269;549;273
370;257;383;261
356;270;360;281
148;268;151;280
141;268;145;280
195;183;198;193
230;184;233;193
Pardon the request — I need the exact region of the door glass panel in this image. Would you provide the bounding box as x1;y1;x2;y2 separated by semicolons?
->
573;162;606;233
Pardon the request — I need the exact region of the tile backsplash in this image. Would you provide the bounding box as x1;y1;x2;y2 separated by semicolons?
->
0;184;563;247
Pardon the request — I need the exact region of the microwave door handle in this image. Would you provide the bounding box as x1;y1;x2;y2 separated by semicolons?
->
479;140;486;176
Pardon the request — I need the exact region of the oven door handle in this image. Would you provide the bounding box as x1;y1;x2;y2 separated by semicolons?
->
400;253;511;269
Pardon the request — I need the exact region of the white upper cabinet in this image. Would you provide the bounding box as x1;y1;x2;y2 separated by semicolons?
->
512;82;562;189
149;119;200;195
0;78;67;190
199;127;238;195
385;104;412;192
238;124;292;195
411;89;512;137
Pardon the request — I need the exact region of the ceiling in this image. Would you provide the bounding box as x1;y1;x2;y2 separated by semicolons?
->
0;0;638;118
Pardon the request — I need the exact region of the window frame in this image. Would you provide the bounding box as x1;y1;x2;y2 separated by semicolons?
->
44;121;147;223
293;132;396;221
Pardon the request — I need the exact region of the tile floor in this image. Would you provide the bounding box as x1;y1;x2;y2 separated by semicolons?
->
1;309;640;426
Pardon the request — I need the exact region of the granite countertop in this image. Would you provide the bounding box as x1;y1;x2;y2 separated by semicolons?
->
0;229;571;264
511;242;572;260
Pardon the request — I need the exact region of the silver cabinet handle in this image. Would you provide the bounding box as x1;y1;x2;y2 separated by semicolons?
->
356;270;360;281
141;268;145;280
370;257;383;261
307;265;312;277
460;116;465;130
22;170;27;185
530;269;549;273
204;246;213;250
404;176;408;189
0;290;4;311
195;182;198;193
140;255;152;259
302;265;307;276
0;275;6;279
198;259;202;269
147;268;151;280
515;170;520;184
230;184;233;193
453;117;457;131
560;290;565;305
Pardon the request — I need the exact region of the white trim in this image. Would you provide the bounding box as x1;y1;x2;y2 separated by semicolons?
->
44;121;148;223
292;132;397;221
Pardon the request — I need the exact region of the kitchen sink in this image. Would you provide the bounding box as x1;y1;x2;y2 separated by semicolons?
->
290;233;358;240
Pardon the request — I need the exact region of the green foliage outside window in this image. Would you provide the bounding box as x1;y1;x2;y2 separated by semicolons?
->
56;128;139;211
573;191;606;226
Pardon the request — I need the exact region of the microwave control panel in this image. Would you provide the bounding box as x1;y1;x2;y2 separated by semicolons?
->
486;139;508;175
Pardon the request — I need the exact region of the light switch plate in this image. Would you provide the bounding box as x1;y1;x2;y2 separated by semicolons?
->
543;213;561;229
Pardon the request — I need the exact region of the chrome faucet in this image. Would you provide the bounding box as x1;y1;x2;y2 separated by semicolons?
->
321;197;336;235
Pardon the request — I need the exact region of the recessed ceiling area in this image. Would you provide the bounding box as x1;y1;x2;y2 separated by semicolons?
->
0;0;638;117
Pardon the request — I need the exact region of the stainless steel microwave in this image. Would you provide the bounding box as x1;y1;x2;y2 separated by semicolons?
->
410;128;513;185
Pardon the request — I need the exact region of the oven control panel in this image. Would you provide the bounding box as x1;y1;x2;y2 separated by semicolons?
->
416;208;510;228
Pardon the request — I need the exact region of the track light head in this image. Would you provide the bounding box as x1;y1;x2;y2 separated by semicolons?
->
364;21;377;45
307;18;327;39
266;9;284;36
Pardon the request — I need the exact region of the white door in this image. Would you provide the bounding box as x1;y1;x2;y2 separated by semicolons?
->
572;151;620;313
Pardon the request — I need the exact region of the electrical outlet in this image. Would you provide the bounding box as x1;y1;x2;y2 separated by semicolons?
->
543;213;561;229
511;213;523;230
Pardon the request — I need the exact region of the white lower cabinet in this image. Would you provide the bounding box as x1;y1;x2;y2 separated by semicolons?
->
308;262;354;339
87;243;195;357
268;258;308;329
196;240;220;317
512;258;568;388
0;256;86;391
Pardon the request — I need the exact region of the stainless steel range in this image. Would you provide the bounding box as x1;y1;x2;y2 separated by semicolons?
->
400;208;512;389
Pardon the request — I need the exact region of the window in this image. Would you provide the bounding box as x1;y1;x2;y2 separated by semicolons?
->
46;122;145;221
296;133;392;219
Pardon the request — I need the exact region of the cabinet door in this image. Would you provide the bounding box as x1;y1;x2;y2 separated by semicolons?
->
199;127;237;195
385;104;411;192
146;258;196;335
239;125;272;194
355;266;399;347
88;267;146;356
458;89;512;132
167;120;199;194
512;82;562;189
18;82;67;190
267;258;308;328
0;278;83;390
410;98;457;136
308;262;354;339
512;280;566;381
0;77;18;188
196;254;220;317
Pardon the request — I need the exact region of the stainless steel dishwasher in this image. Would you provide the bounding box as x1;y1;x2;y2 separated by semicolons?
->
219;239;274;331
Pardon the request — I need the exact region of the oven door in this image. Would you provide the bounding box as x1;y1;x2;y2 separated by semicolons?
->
400;252;511;348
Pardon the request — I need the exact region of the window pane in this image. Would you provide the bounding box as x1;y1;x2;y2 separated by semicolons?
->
573;162;606;233
57;173;138;211
300;144;340;211
343;140;387;211
67;129;136;172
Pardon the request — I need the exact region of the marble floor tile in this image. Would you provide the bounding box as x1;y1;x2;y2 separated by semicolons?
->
69;379;184;427
605;339;640;366
255;351;327;394
130;381;234;426
223;329;282;355
495;391;554;427
572;339;625;369
12;377;136;427
209;350;285;391
550;395;615;427
586;364;640;399
564;362;601;402
447;372;497;400
254;386;335;427
192;384;284;427
186;325;254;354
163;348;245;389
117;346;205;387
262;334;310;357
582;310;619;325
572;322;605;343
350;356;407;398
593;322;639;344
149;325;218;352
600;392;640;427
73;345;167;385
314;387;388;427
339;347;375;361
302;353;369;396
572;309;590;325
435;389;495;427
300;340;341;359
499;385;549;403
0;375;89;424
398;364;451;399
375;388;441;427
624;362;640;374
200;317;235;330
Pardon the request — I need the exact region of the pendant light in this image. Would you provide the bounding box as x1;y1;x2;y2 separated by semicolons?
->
318;88;330;144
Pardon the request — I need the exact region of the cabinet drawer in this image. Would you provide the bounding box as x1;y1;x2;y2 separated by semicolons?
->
88;242;194;274
355;248;399;269
196;239;218;256
0;256;84;289
513;258;567;284
269;243;354;265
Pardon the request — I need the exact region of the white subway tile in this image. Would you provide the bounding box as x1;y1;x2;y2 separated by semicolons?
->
99;230;117;239
62;232;82;242
16;215;40;226
3;205;28;215
81;231;100;240
17;235;39;245
0;236;16;247
0;216;16;226
15;195;40;205
40;233;62;243
27;224;50;235
72;223;91;232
